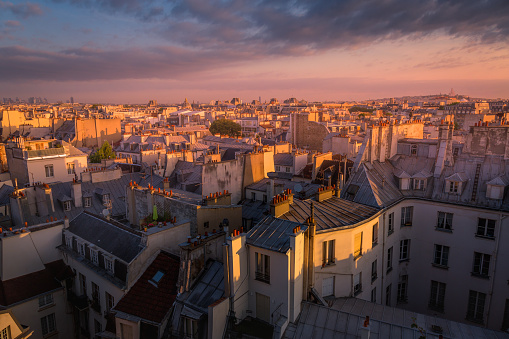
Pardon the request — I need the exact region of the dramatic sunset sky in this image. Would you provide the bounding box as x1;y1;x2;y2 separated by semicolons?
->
1;0;508;103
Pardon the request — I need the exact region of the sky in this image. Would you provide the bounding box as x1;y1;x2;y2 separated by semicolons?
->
1;0;509;104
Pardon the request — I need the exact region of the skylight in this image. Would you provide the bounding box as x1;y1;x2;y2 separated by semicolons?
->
152;271;165;283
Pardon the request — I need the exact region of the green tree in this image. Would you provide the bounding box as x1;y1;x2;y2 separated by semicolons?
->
209;119;241;137
90;141;116;163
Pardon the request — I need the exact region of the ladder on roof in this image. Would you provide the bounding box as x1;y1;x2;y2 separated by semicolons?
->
471;163;482;202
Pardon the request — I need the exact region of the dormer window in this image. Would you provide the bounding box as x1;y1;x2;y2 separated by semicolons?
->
90;248;99;265
78;242;86;256
63;201;71;211
448;181;459;193
104;257;114;273
445;173;467;195
65;235;73;248
395;170;411;190
486;177;507;200
103;194;111;205
413;179;425;190
84;197;92;208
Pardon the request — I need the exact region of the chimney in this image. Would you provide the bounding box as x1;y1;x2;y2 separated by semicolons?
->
270;190;293;217
316;186;334;202
71;180;82;207
359;315;371;339
335;173;342;197
64;216;69;229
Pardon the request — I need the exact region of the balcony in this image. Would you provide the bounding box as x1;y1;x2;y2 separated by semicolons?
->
255;271;270;284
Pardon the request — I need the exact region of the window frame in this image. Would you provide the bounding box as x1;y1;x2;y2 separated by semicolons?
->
371;259;377;282
467;290;486;323
84;197;92;208
387;247;393;272
429;280;446;312
401;206;413;227
104;257;114;274
63;200;71;211
476;218;496;239
433;244;450;268
45;165;54;178
436;211;453;231
372;223;378;247
322;240;335;266
472;252;491;278
39;293;54;308
388;212;394;235
397;275;408;303
354;232;363;260
40;313;56;336
399;239;410;261
255;252;270;284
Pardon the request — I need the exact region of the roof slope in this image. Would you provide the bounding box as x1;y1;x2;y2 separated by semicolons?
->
114;251;179;323
68;212;143;263
247;216;307;253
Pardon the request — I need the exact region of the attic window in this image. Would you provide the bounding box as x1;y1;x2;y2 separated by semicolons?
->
152;271;165;283
84;197;92;208
103;194;111;205
63;201;71;211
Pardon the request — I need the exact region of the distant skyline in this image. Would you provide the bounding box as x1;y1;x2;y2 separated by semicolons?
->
1;0;508;103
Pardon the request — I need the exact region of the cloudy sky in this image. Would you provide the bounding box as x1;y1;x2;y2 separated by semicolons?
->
1;0;508;103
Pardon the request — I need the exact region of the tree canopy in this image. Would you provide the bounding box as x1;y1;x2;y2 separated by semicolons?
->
90;141;116;163
209;119;241;137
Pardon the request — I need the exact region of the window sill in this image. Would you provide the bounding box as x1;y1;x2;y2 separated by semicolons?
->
428;305;445;313
471;273;490;280
432;263;449;270
387;230;394;236
475;234;495;240
466;317;484;325
321;262;336;268
371;276;377;284
401;223;413;227
38;303;55;312
43;331;58;339
435;227;453;233
399;259;410;263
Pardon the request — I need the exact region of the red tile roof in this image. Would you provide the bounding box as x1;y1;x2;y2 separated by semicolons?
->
114;251;179;323
0;260;68;306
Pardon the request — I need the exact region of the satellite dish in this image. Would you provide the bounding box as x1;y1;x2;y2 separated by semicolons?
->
294;184;303;193
102;209;110;217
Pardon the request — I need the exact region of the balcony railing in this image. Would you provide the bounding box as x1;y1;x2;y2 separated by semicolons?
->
255;271;270;284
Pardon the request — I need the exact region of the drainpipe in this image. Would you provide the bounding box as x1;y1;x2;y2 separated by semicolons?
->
485;213;506;328
381;213;386;304
307;202;316;295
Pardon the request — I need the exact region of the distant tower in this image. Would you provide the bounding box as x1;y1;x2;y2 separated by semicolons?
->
449;88;456;97
70;96;74;104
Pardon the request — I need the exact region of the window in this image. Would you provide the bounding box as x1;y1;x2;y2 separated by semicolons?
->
477;218;496;238
45;165;54;178
275;166;281;171
372;223;378;247
413;179;425;190
467;290;486;323
410;144;417;155
473;252;491;277
84;197;92;208
429;281;446;311
1;326;10;339
437;212;453;231
41;313;56;336
67;163;75;174
388;212;394;235
103;194;111;205
354;272;362;295
371;260;377;282
322;240;335;266
65;235;72;248
399;239;410;261
79;273;87;295
63;201;71;211
91;249;98;265
203;221;209;229
255;252;270;284
433;245;449;268
78;242;86;256
371;288;377;303
39;293;53;308
182;317;198;339
448;181;459;194
262;194;267;203
354;232;363;259
104;257;114;273
401;206;413;226
386;284;392;306
397;275;408;303
92;282;100;311
251;192;256;201
105;292;115;313
285;167;290;173
387;247;393;272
